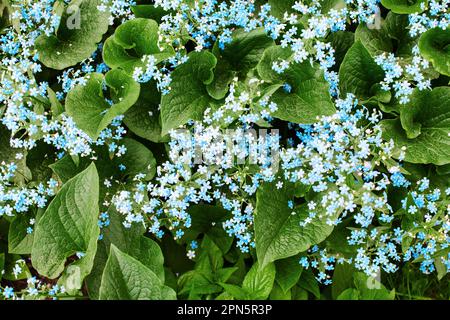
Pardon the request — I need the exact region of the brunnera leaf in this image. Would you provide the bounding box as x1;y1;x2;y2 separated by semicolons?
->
99;244;176;300
160;51;217;135
242;262;276;300
31;163;100;279
381;0;427;14
255;180;337;267
103;18;173;74
418;27;450;76
36;0;110;70
339;40;385;100
257;46;335;124
65;69;140;140
86;207;165;299
123;82;166;143
381;87;450;165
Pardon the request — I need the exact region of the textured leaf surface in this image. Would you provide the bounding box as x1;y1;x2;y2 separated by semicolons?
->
381;0;427;14
255;180;337;267
31;163;99;279
382;87;450;165
160;51;217;134
65;70;140;139
257;46;335;124
339;41;385;99
99;245;176;300
419;28;450;76
242;262;276;300
36;0;110;69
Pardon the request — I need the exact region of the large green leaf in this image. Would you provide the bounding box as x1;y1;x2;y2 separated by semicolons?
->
242;262;276;300
36;0;110;69
65;69;140;139
326;31;355;67
381;87;450;165
268;0;297;18
355;23;393;56
339;41;385;100
86;207;165;299
8;210;43;255
123;82;165;142
160;51;217;135
275;256;303;293
384;12;417;57
255;180;337;267
217;28;275;74
99;244;176;300
257;46;335;124
103;18;173;74
131;5;168;22
418;28;450;76
115;138;157;181
381;0;427;14
352;272;396;300
31;163;99;279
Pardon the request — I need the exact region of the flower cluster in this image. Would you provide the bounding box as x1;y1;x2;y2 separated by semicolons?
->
375;46;432;104
0;161;58;217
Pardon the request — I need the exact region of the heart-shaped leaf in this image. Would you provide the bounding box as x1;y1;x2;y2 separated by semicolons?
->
65;69;140;139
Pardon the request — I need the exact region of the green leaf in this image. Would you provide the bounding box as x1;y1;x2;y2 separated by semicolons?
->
275;256;303;293
195;235;224;274
115;138;157;181
160;51;217;135
99;244;176;300
219;283;248;300
242;262;276;300
353;273;395;300
332;263;356;299
384;12;417;57
435;258;447;281
2;256;31;280
217;28;274;74
26;141;55;182
339;41;385;100
206;59;235;100
418;28;450;76
381;87;450;165
65;69;140;139
355;23;393;56
0;0;10;31
291;286;309;300
123;82;165;142
48;87;64;116
269;282;292;300
337;288;360;300
31;163;99;279
298;269;321;299
49;154;82;183
255;180;337;267
183;204;230;244
8;210;43;254
381;0;427;14
268;0;297;18
36;0;110;69
86;207;165;299
103;18;173;74
257;46;335;124
131;5;168;22
326;31;354;66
